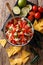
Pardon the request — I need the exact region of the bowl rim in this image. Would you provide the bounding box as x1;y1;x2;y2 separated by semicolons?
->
3;16;34;46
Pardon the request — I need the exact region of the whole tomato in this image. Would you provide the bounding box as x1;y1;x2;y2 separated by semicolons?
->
32;5;38;12
28;15;34;21
29;11;35;16
35;12;41;19
38;7;43;13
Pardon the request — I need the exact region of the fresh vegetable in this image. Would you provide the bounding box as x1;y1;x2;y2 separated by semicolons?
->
20;4;32;17
28;15;34;21
27;5;43;20
35;12;41;19
21;7;29;17
30;47;39;64
18;0;26;8
26;4;32;11
5;17;33;45
20;11;27;17
13;6;20;15
32;5;38;12
29;11;35;16
30;55;39;64
22;7;30;13
38;7;43;13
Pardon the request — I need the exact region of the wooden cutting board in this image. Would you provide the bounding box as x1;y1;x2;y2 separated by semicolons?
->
0;44;10;65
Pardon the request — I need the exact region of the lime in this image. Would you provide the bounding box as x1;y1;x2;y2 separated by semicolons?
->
18;0;27;8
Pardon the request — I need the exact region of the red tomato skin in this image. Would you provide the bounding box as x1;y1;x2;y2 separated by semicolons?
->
6;35;9;39
32;5;38;12
28;15;34;21
35;12;41;19
38;7;43;13
27;29;32;33
19;21;23;28
11;40;17;44
22;20;27;28
29;11;35;16
11;19;14;24
21;37;27;44
25;25;30;29
30;33;33;37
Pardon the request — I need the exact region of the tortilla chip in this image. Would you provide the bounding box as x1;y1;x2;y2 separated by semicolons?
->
33;18;43;33
6;46;22;57
23;57;29;64
6;46;15;57
9;58;22;65
0;39;6;47
12;46;22;55
33;19;38;26
9;59;15;65
20;50;30;59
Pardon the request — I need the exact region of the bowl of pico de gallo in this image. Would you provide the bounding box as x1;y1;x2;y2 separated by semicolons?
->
2;16;34;46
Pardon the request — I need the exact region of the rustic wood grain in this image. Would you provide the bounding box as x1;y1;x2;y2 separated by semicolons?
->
38;0;43;6
0;44;10;65
0;0;17;30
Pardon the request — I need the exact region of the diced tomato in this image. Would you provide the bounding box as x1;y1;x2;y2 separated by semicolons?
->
27;29;32;33
21;37;27;44
23;20;27;24
6;35;9;39
23;29;26;33
6;24;13;29
15;17;21;21
25;24;30;30
10;35;14;40
11;19;14;24
11;29;16;34
18;32;24;38
11;40;17;44
19;21;23;28
23;23;26;28
30;33;33;37
8;21;12;24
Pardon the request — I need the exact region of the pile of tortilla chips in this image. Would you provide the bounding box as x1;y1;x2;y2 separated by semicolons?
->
33;18;43;33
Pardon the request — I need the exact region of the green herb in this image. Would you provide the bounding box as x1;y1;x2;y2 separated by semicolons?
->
30;55;39;64
28;21;32;27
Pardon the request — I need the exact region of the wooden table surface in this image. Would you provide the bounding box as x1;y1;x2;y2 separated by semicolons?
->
0;0;43;65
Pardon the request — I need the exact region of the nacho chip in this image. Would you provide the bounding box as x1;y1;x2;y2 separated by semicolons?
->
20;50;30;59
9;50;30;65
6;46;22;57
9;58;22;65
6;46;15;57
23;57;29;64
0;39;6;47
12;46;22;55
33;18;43;33
9;58;15;65
33;19;38;26
10;57;29;65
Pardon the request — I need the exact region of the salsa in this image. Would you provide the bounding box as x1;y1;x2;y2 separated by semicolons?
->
5;17;33;45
